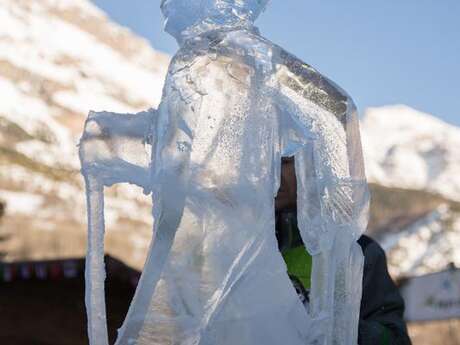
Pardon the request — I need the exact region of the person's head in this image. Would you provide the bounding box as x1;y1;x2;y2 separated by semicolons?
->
160;0;270;41
275;156;297;212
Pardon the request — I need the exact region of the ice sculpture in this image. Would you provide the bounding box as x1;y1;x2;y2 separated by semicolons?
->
79;0;370;344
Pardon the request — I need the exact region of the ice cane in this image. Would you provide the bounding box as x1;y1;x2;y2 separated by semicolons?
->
83;173;109;345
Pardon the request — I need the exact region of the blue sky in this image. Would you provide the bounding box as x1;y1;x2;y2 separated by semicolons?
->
93;0;460;126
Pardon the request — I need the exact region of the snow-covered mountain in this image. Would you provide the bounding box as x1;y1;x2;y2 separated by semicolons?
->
1;0;459;279
359;106;460;278
378;201;460;278
362;105;460;202
0;0;169;269
361;106;460;277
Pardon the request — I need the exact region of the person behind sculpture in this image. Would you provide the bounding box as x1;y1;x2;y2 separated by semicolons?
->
80;0;371;344
275;157;412;345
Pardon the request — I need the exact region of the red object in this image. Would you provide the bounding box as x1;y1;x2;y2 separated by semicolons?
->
50;263;62;280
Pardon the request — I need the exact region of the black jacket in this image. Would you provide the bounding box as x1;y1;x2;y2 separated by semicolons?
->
357;235;412;345
275;212;412;344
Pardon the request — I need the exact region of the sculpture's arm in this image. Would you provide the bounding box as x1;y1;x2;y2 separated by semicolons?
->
79;108;156;191
273;49;370;345
275;88;369;344
78;108;156;345
273;51;370;252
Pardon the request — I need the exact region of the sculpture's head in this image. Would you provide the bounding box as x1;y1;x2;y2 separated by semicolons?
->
161;0;269;43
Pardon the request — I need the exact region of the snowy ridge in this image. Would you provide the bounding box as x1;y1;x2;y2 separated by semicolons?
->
362;105;460;202
361;106;460;277
0;0;170;146
378;205;460;277
0;0;168;268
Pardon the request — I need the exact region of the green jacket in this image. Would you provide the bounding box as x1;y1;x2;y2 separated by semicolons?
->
276;211;412;345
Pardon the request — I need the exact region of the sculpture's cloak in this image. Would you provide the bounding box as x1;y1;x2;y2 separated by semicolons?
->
79;1;369;344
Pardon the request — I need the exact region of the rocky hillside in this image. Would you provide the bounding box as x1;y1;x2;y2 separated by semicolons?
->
362;105;460;202
367;184;460;277
361;106;460;278
0;0;169;269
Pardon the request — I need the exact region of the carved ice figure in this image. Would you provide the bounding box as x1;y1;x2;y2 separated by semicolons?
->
79;0;370;344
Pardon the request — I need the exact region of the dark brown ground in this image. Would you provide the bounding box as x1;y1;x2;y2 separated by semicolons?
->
3;274;460;344
0;275;134;345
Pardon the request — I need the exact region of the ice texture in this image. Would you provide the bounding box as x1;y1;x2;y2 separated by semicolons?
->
79;1;370;344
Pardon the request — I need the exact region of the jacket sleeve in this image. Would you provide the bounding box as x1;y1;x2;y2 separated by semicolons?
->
358;236;412;345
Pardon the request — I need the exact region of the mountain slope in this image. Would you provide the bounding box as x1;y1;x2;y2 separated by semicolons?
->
366;184;460;277
362;105;460;202
361;107;460;277
0;0;169;269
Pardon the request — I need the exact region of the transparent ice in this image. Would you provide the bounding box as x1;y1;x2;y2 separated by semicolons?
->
79;1;370;344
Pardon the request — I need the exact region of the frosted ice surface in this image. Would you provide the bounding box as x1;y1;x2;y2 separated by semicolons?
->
79;1;369;344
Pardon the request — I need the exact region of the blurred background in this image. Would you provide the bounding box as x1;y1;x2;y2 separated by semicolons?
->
0;0;459;344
